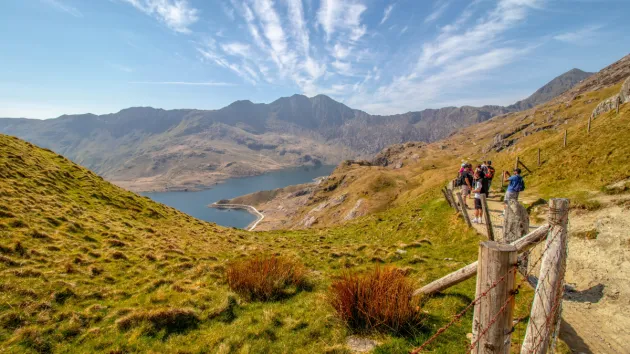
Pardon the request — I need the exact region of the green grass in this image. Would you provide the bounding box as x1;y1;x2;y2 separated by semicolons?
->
1;80;628;352
0;134;488;353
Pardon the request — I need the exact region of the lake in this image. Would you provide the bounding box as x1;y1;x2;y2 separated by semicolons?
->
143;165;336;229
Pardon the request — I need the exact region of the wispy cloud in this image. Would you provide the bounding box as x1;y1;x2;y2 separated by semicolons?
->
346;0;544;114
129;81;235;86
121;0;199;33
424;0;449;24
380;4;395;25
318;0;367;42
553;24;603;44
42;0;82;17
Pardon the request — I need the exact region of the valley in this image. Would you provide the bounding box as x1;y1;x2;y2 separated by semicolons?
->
0;69;591;193
0;49;628;353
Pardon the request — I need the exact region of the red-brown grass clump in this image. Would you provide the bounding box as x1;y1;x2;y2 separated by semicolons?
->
330;266;423;333
226;255;309;301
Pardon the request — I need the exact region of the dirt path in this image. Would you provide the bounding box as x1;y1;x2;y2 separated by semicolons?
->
459;190;630;353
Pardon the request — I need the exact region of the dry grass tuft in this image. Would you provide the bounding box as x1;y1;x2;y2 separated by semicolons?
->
330;266;423;334
226;255;310;301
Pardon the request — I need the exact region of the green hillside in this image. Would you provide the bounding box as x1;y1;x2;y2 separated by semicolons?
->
1;57;628;353
0;134;489;353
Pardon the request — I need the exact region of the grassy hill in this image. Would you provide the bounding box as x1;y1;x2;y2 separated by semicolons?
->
1;53;628;352
0;133;496;353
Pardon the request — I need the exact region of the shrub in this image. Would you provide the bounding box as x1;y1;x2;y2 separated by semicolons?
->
330;266;423;334
226;255;309;301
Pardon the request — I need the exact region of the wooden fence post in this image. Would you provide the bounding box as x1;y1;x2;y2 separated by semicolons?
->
587;115;592;134
515;156;520;170
456;192;473;227
471;241;518;354
501;171;505;190
563;130;567;147
480;194;494;241
537;148;541;167
521;199;570;354
442;188;453;209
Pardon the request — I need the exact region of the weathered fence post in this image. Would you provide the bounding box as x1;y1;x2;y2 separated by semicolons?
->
515;156;520;170
456;192;473;227
587;115;592;134
537;148;541;167
521;198;569;354
480;194;494;241
563;130;567;147
442;187;453;209
471;241;518;354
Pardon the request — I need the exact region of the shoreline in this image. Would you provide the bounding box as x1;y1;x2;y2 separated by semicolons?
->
208;202;264;231
116;163;333;193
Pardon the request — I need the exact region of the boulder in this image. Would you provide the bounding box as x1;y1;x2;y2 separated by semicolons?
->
502;199;530;243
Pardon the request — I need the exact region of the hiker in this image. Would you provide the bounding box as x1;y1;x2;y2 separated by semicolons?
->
456;164;473;208
502;168;525;214
472;170;484;224
484;161;495;197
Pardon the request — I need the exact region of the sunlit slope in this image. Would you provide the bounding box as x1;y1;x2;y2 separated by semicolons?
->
0;134;483;353
268;67;630;228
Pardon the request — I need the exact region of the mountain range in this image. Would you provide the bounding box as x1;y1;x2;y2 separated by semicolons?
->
0;68;593;192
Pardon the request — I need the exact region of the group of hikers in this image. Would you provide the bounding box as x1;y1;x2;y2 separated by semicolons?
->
455;161;525;224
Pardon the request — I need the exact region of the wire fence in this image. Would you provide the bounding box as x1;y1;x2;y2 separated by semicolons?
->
412;190;569;353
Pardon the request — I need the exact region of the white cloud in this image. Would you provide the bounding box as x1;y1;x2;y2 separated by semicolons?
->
333;43;351;60
251;0;294;73
121;0;199;34
400;25;408;34
129;81;235;86
221;42;251;57
344;0;544;114
42;0;82;17
553;25;603;44
317;0;367;42
287;0;310;56
424;0;449;24
197;48;258;85
380;4;395;25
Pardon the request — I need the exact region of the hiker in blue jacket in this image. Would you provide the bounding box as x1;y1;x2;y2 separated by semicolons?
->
502;168;525;215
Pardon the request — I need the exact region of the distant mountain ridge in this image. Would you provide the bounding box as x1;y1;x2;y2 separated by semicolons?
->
0;67;593;191
508;68;594;111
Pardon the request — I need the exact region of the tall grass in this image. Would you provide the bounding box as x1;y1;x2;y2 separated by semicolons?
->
330;266;423;334
226;255;309;301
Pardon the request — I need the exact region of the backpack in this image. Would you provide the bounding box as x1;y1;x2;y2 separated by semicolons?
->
485;166;495;179
455;173;465;187
513;176;525;192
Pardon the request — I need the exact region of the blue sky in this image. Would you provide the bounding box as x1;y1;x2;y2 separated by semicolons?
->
1;0;629;118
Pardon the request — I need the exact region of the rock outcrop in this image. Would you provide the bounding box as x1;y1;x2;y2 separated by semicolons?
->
591;76;630;118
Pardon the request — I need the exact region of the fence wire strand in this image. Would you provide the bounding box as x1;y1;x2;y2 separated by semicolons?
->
418;187;568;353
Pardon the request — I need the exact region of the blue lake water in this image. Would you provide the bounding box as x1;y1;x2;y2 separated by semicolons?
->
143;165;336;229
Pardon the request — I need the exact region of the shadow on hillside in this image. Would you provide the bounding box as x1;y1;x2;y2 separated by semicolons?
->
564;283;605;303
560;319;593;354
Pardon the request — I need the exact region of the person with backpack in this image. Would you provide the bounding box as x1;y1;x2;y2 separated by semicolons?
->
457;164;473;208
502;168;525;214
472;170;485;224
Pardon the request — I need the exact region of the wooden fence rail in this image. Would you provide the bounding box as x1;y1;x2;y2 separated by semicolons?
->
413;224;550;296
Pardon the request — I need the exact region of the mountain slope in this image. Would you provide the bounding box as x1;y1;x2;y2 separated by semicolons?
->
0;133;487;353
0;68;588;192
232;55;630;231
508;68;594;111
